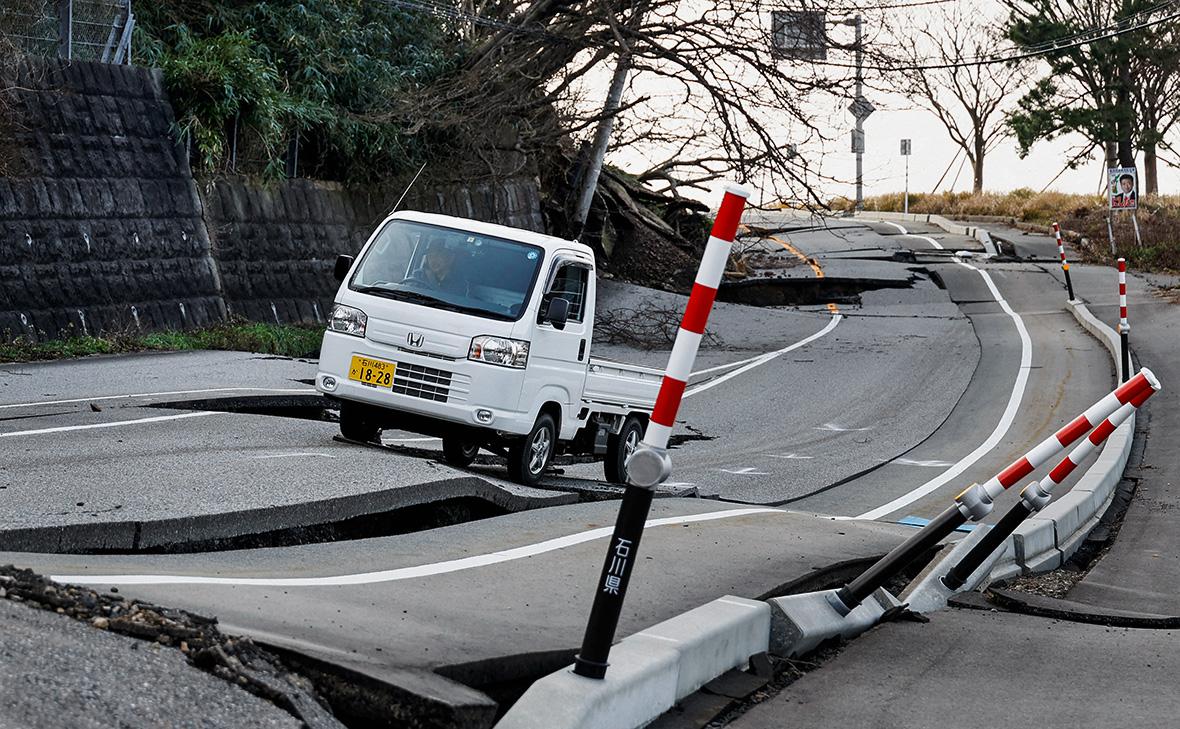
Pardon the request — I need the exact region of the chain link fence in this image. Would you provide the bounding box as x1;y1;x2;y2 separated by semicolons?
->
0;0;134;63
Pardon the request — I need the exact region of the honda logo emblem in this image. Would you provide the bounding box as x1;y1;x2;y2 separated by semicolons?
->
407;332;424;348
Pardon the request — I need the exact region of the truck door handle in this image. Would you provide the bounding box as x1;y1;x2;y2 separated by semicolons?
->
578;339;587;361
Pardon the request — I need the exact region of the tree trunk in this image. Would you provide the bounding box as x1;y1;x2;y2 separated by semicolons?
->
972;137;984;194
1117;65;1135;168
1144;142;1158;196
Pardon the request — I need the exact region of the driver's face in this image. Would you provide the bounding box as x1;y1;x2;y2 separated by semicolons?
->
425;248;455;277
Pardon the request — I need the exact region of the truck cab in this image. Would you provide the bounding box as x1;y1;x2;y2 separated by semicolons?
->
316;211;661;485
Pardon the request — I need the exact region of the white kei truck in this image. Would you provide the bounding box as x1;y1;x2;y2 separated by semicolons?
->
316;210;663;486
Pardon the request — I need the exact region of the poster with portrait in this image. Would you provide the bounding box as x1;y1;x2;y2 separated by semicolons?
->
1109;167;1138;210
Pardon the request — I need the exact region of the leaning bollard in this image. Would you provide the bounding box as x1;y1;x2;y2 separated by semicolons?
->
1118;258;1130;383
942;374;1159;589
1053;222;1076;301
572;183;750;679
831;369;1158;614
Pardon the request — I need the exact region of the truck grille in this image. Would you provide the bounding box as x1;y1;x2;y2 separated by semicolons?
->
393;363;453;403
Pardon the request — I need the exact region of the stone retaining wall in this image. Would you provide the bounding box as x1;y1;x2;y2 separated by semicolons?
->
0;58;546;340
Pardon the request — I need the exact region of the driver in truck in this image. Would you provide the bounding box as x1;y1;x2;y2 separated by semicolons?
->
418;237;467;295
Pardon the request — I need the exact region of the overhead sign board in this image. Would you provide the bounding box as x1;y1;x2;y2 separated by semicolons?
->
1108;167;1137;210
771;11;828;61
849;96;875;122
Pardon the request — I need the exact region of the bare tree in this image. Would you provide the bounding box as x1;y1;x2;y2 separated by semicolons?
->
896;5;1030;194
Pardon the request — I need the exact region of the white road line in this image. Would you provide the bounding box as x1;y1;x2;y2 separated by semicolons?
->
857;258;1033;520
814;423;872;432
893;458;953;468
50;507;785;587
684;315;842;398
0;411;221;438
382;437;441;443
768;453;813;460
0;387;314;410
251;453;336;460
720;467;769;475
882;221;945;250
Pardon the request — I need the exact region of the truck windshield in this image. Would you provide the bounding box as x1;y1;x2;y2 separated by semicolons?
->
350;219;545;321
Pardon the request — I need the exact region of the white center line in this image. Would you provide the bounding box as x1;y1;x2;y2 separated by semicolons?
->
0;411;221;438
857;257;1033;520
685;315;842;398
50;508;786;587
881;221;945;250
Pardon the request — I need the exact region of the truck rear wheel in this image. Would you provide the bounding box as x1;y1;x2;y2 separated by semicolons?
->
604;415;644;485
442;435;481;467
508;413;556;486
338;401;381;443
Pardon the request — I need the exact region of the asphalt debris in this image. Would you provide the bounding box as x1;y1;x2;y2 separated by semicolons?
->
0;566;345;729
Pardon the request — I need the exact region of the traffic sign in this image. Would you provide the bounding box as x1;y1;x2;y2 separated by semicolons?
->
849;96;875;121
900;139;911;156
851;129;865;154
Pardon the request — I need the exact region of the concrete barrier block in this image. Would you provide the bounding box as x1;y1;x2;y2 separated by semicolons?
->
495;639;679;729
768;588;899;658
989;560;1022;583
1024;546;1063;573
1044;491;1092;549
901;526;1015;613
633;595;770;699
1013;516;1056;567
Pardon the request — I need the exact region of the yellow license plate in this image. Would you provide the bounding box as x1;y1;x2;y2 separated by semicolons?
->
348;355;396;388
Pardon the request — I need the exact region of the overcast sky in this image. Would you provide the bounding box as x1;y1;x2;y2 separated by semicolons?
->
602;0;1171;204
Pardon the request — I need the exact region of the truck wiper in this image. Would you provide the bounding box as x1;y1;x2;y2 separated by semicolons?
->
353;285;507;319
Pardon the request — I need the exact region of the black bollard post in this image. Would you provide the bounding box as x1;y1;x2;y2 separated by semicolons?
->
941;502;1033;591
573;485;654;678
833;504;966;614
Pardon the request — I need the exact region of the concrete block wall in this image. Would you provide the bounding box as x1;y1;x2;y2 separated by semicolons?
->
0;57;547;339
0;59;223;340
202;175;545;327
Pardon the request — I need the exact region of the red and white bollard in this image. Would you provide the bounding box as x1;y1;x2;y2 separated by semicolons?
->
573;183;750;679
1118;257;1130;382
837;368;1160;611
628;184;750;485
956;368;1158;520
944;375;1160;590
1053;222;1076;300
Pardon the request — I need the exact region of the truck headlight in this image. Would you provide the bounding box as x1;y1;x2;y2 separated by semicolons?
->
469;336;529;368
328;304;367;337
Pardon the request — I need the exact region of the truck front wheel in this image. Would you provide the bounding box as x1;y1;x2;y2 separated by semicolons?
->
338;401;381;443
508;413;556;486
442;434;481;467
604;415;644;485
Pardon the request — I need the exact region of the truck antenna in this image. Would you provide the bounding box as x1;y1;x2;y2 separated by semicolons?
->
390;162;428;214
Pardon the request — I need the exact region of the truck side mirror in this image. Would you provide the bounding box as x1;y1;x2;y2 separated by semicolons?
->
546;297;570;330
334;254;355;282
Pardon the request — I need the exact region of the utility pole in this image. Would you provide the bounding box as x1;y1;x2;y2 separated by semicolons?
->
843;16;871;210
854;14;863;210
901;138;911;214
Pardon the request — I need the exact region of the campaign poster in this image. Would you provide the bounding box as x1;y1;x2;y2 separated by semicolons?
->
1109;167;1138;210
